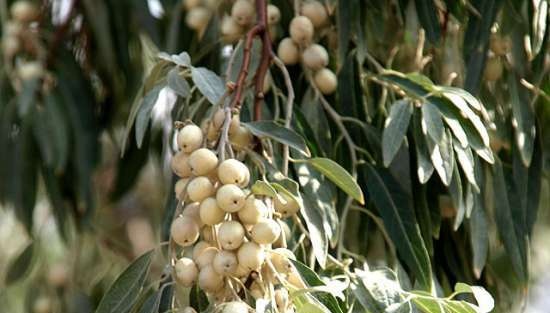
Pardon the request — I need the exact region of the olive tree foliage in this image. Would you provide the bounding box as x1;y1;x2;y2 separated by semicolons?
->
0;0;548;312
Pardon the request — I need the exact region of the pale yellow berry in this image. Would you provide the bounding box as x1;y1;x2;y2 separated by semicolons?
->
174;178;190;200
238;197;267;225
171;216;200;247
237;242;265;270
198;265;224;292
193;241;212;260
203;0;218;10
199;197;226;225
213;250;238;275
287;269;306;288
289;16;314;45
218;220;245;250
182;307;197;313
177;124;203;153
206;121;219;141
185;7;211;32
188;148;218;176
263;71;272;94
187;176;215;202
234;264;251;278
267;4;281;25
212;108;240;134
221;15;244;43
11;1;39;23
277;38;300;65
490;35;511;56
182;202;204;227
302;44;329;70
172;151;192;177
251;218;281;244
249;283;264;299
217;159;249;186
273;221;291;248
33;296;52;313
182;0;201;10
230;125;253;150
274;194;300;217
195;246;219;268
2;36;20;58
175;257;199;287
231;0;255;26
301;1;328;28
484;56;503;82
314;68;338;95
216;184;246;212
221;301;248;313
274;288;289;311
4;21;22;37
47;262;68;287
17;61;44;81
269;248;295;274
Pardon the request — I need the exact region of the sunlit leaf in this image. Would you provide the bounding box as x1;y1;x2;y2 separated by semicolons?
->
244;121;310;157
382;100;413;167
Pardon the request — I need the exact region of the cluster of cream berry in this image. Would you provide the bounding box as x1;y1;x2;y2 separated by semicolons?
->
169;119;305;312
276;1;337;95
183;0;281;44
2;1;46;83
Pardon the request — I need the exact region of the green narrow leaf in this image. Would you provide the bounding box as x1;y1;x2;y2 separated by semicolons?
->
382;100;413;167
189;285;209;312
134;85;162;148
509;74;536;166
442;91;490;147
421;101;445;144
448;160;465;230
353;267;412;313
413;110;434;183
228;38;262;83
414;0;441;43
17;78;39;117
336;0;351;68
470;156;488;278
5;242;34;285
526;135;542;236
365;165;432;291
530;0;548;57
453;140;479;191
191;67;225;105
426;129;454;186
305;157;364;204
453;283;495;313
244;121;310;157
167;68;190;98
251;180;278;198
95;250;154;313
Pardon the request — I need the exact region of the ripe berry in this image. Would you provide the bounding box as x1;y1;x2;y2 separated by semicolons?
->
274;194;300;217
171;151;192;177
300;1;328;28
182;202;204;227
274;288;289;311
231;0;255;26
185;7;211;32
229;125;253;150
199;197;226;225
182;307;197;313
221;301;248;313
221;15;244;43
213;108;240;134
175;257;198;287
314;68;338;95
178;124;203;153
187;176;215;202
277;38;300;65
33;296;52;313
195;246;219;268
188;148;218;176
287;269;306;288
217;159;249;186
198;265;224;292
234;264;251;278
174;178;190;200
17;61;44;81
484;56;503;82
238;197;267;225
2;36;20;58
302;44;329;70
47;262;68;287
171;216;200;247
218;220;245;250
10;1;39;23
251;219;281;244
213;250;238;275
182;0;201;10
267;4;281;25
289;16;314;45
237;242;265;270
269;248;295;274
193;241;212;260
216;184;246;212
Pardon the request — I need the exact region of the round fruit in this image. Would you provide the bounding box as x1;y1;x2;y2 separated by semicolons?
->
193;241;212;260
289;16;314;45
263;71;272;94
274;288;289;311
234;264;251;278
17;61;44;81
277;37;300;65
218;220;245;250
182;202;204;227
238;197;267;225
221;301;248;313
314;68;338;95
231;0;255;26
47;262;68;287
182;0;202;10
489;34;511;56
301;1;328;28
188;148;218;176
230;125;253;150
302;44;329;70
251;218;281;244
484;56;503;82
216;184;246;212
217;159;249;186
2;36;20;57
177;124;203;153
172;151;192;177
237;242;265;270
213;108;240;133
174;178;190;200
185;7;211;31
287;269;306;288
270;248;295;274
171;216;200;247
175;257;198;287
198;265;224;292
221;15;244;43
199;197;226;225
195;246;219;268
182;307;198;313
273;221;291;248
187;176;215;202
213;250;238;275
267;4;281;25
33;296;52;313
4;21;22;37
10;1;39;23
274;194;300;217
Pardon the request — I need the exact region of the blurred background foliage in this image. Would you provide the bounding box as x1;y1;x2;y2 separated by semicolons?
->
0;0;549;312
